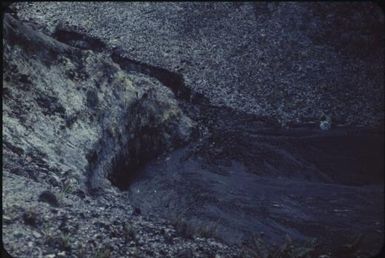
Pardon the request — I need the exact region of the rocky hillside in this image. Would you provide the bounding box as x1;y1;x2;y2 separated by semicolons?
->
3;12;194;193
2;13;242;258
3;3;384;258
12;2;384;128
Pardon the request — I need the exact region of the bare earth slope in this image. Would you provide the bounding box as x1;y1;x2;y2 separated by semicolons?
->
13;2;384;127
3;3;384;258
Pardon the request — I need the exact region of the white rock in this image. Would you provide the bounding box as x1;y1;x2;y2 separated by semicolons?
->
320;120;331;130
32;231;42;238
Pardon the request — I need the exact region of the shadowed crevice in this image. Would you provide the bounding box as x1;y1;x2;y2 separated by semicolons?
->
52;29;106;52
111;48;208;105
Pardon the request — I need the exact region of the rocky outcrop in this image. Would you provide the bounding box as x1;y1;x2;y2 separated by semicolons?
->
3;14;242;257
12;2;384;128
3;13;193;194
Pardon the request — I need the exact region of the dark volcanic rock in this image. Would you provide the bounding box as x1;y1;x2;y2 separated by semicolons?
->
3;3;384;258
13;2;384;128
3;13;193;192
38;191;60;207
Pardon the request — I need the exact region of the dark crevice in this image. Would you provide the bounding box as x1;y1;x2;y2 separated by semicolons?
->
107;136;157;190
52;29;106;52
107;123;166;191
86;93;188;191
111;48;208;105
105;98;187;190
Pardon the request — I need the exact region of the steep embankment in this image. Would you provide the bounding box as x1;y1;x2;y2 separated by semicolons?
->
2;13;243;257
3;13;193;193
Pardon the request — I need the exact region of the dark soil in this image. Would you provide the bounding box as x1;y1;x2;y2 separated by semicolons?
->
127;102;384;257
